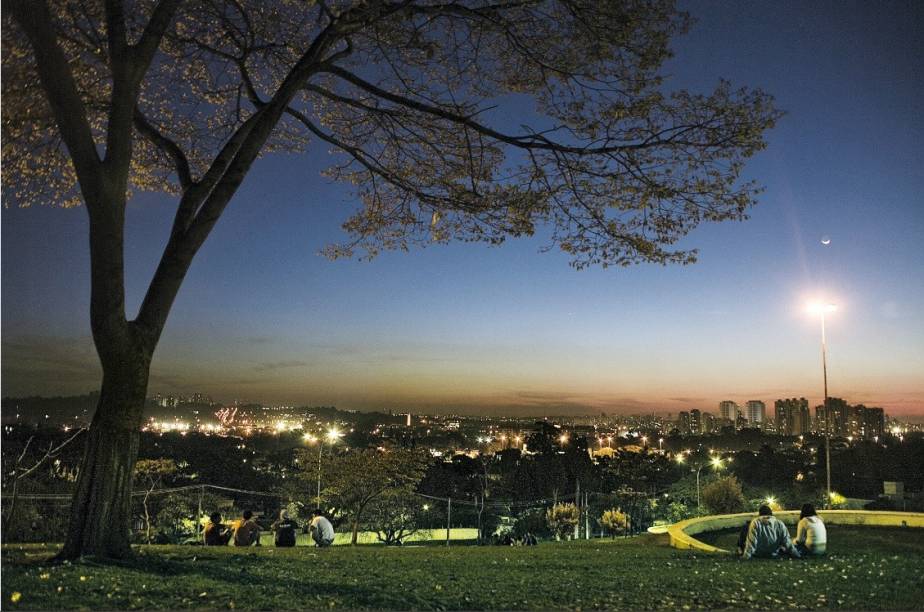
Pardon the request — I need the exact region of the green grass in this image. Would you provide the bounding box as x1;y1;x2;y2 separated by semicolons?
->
3;527;923;610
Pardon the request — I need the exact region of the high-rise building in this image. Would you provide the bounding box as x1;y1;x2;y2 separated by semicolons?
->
678;411;691;435
746;400;766;426
719;401;739;423
690;409;702;435
701;412;717;435
816;399;884;440
856;406;884;440
826;397;851;438
775;398;810;436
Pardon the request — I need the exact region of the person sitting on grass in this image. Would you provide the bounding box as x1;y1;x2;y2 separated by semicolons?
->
736;518;753;557
794;503;827;557
741;504;800;560
309;508;335;548
271;509;299;548
232;509;262;547
203;512;231;546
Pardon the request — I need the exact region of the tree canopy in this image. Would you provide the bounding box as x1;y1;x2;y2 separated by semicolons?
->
3;0;781;269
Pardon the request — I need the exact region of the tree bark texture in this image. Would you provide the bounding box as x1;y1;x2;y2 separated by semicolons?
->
57;359;150;560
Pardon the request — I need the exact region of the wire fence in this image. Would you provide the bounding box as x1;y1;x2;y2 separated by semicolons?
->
2;484;659;545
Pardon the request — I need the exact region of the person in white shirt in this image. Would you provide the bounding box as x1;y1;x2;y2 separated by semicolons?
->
309;509;335;547
794;503;827;556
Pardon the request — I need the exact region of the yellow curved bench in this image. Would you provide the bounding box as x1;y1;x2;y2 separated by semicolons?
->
668;510;924;553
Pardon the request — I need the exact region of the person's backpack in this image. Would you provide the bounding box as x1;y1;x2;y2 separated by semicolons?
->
276;519;297;547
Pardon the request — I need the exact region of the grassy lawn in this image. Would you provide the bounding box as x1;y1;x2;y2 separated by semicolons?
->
3;527;923;610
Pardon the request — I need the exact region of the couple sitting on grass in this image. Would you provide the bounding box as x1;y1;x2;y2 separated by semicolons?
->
203;508;335;548
737;503;827;560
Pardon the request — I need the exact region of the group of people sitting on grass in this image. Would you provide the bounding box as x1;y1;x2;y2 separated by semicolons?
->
736;503;827;560
202;508;335;548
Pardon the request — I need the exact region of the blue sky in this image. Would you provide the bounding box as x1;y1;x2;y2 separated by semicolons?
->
3;1;922;417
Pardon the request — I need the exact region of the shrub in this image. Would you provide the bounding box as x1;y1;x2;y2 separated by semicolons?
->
702;476;746;514
513;507;550;539
546;502;579;540
600;508;628;538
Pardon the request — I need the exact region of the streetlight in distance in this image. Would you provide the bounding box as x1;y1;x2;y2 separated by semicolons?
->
678;454;725;512
310;427;343;509
808;301;836;504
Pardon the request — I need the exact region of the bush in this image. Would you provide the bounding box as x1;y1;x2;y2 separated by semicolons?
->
702;476;746;514
513;507;550;539
545;502;578;540
364;493;422;545
600;508;628;538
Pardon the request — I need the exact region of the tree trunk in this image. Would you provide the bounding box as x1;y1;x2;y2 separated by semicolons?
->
3;478;21;539
351;519;360;545
57;359;150;560
143;489;152;544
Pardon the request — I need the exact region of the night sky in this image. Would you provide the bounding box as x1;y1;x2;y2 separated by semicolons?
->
2;1;922;417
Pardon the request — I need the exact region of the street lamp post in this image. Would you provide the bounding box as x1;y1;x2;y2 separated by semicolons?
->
811;302;836;503
309;428;342;509
678;455;724;512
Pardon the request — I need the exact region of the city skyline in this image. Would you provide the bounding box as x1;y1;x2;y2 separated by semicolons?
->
3;2;923;417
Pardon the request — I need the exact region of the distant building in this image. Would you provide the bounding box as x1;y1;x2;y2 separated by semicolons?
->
745;400;766;427
775;398;810;436
690;409;702;435
856;405;884;440
816;397;850;436
701;412;717;435
678;411;691;435
735;414;749;430
719;401;739;424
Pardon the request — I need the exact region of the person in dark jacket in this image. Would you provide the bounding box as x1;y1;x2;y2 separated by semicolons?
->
203;512;231;546
271;509;299;547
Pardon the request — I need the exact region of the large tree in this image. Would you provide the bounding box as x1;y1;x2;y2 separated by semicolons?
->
2;0;781;558
319;448;429;545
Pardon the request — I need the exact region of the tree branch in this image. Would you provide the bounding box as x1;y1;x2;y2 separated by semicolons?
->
133;108;193;190
7;0;103;199
131;0;183;80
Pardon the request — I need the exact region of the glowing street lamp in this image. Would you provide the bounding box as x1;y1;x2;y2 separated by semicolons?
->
559;433;569;446
310;427;343;509
678;455;723;511
658;438;664;452
808;301;836;504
